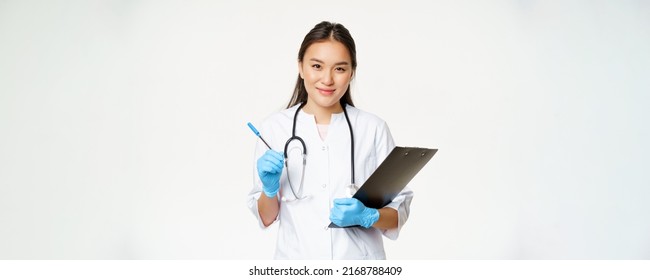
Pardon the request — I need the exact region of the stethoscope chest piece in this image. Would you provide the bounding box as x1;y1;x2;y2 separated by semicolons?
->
282;102;355;202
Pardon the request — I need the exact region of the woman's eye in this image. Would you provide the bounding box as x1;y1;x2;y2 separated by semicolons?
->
312;64;321;69
335;67;346;72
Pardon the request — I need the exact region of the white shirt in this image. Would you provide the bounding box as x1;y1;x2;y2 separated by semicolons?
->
247;104;414;259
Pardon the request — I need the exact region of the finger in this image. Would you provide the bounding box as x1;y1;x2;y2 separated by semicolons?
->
258;161;272;173
257;156;277;172
329;210;343;223
331;206;343;216
265;156;284;171
260;164;280;175
263;150;284;168
262;152;284;169
333;204;356;215
333;198;356;206
333;204;349;218
267;150;285;162
329;209;340;221
260;157;283;173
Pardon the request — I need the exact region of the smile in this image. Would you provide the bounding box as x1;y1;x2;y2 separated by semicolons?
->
317;88;335;95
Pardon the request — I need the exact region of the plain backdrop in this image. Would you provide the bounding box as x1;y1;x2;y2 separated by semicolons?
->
1;0;649;259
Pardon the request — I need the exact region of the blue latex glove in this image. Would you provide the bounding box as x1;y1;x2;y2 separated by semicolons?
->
256;150;284;198
329;198;380;228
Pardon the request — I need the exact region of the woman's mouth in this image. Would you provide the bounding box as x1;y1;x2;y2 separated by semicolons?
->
317;88;335;95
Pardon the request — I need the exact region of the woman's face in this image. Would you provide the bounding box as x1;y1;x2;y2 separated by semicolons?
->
299;39;353;113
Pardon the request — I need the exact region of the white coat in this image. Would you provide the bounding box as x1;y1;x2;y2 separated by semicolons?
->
247;104;413;259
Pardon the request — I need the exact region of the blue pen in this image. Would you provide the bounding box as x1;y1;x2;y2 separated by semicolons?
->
247;122;272;150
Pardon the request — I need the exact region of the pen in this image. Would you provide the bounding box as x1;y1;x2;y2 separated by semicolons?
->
247;122;272;150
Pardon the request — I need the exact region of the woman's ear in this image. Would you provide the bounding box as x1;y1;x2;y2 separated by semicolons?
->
298;60;304;79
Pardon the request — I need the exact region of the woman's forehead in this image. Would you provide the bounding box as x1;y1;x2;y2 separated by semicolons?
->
303;40;351;63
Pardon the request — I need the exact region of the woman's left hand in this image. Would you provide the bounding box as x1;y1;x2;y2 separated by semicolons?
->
329;198;379;228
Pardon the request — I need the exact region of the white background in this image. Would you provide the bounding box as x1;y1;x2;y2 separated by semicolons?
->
1;0;648;259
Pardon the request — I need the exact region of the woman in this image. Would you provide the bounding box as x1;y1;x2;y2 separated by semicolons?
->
247;21;413;259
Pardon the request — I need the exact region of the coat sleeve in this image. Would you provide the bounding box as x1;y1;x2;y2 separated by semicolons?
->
246;126;279;229
375;121;414;240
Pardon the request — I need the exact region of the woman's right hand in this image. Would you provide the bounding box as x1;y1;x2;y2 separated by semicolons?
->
257;150;284;198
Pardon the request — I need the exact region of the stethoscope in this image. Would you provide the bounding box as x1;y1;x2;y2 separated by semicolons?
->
282;102;356;202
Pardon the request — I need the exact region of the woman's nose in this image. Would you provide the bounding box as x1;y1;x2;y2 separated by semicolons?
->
321;71;334;86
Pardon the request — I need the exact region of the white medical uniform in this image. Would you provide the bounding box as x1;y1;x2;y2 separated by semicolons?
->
247;104;413;259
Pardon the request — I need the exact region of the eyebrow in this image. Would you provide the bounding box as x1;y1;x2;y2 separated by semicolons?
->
309;58;350;66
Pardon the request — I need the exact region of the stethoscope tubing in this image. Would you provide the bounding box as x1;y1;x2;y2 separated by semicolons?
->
283;102;355;200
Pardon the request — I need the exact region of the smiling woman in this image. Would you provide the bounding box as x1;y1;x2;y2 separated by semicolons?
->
288;21;358;118
298;40;353;123
246;21;412;260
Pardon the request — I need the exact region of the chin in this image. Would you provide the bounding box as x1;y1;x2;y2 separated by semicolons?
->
308;94;341;107
316;97;343;108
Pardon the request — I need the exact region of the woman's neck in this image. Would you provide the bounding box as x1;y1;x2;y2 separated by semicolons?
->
302;101;343;124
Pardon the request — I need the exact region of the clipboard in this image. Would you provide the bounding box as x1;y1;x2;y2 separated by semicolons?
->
329;146;437;228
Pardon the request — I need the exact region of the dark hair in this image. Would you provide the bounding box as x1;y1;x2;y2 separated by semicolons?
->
286;21;357;108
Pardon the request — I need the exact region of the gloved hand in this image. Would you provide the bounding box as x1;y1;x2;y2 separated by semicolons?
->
329;198;380;228
256;150;284;198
